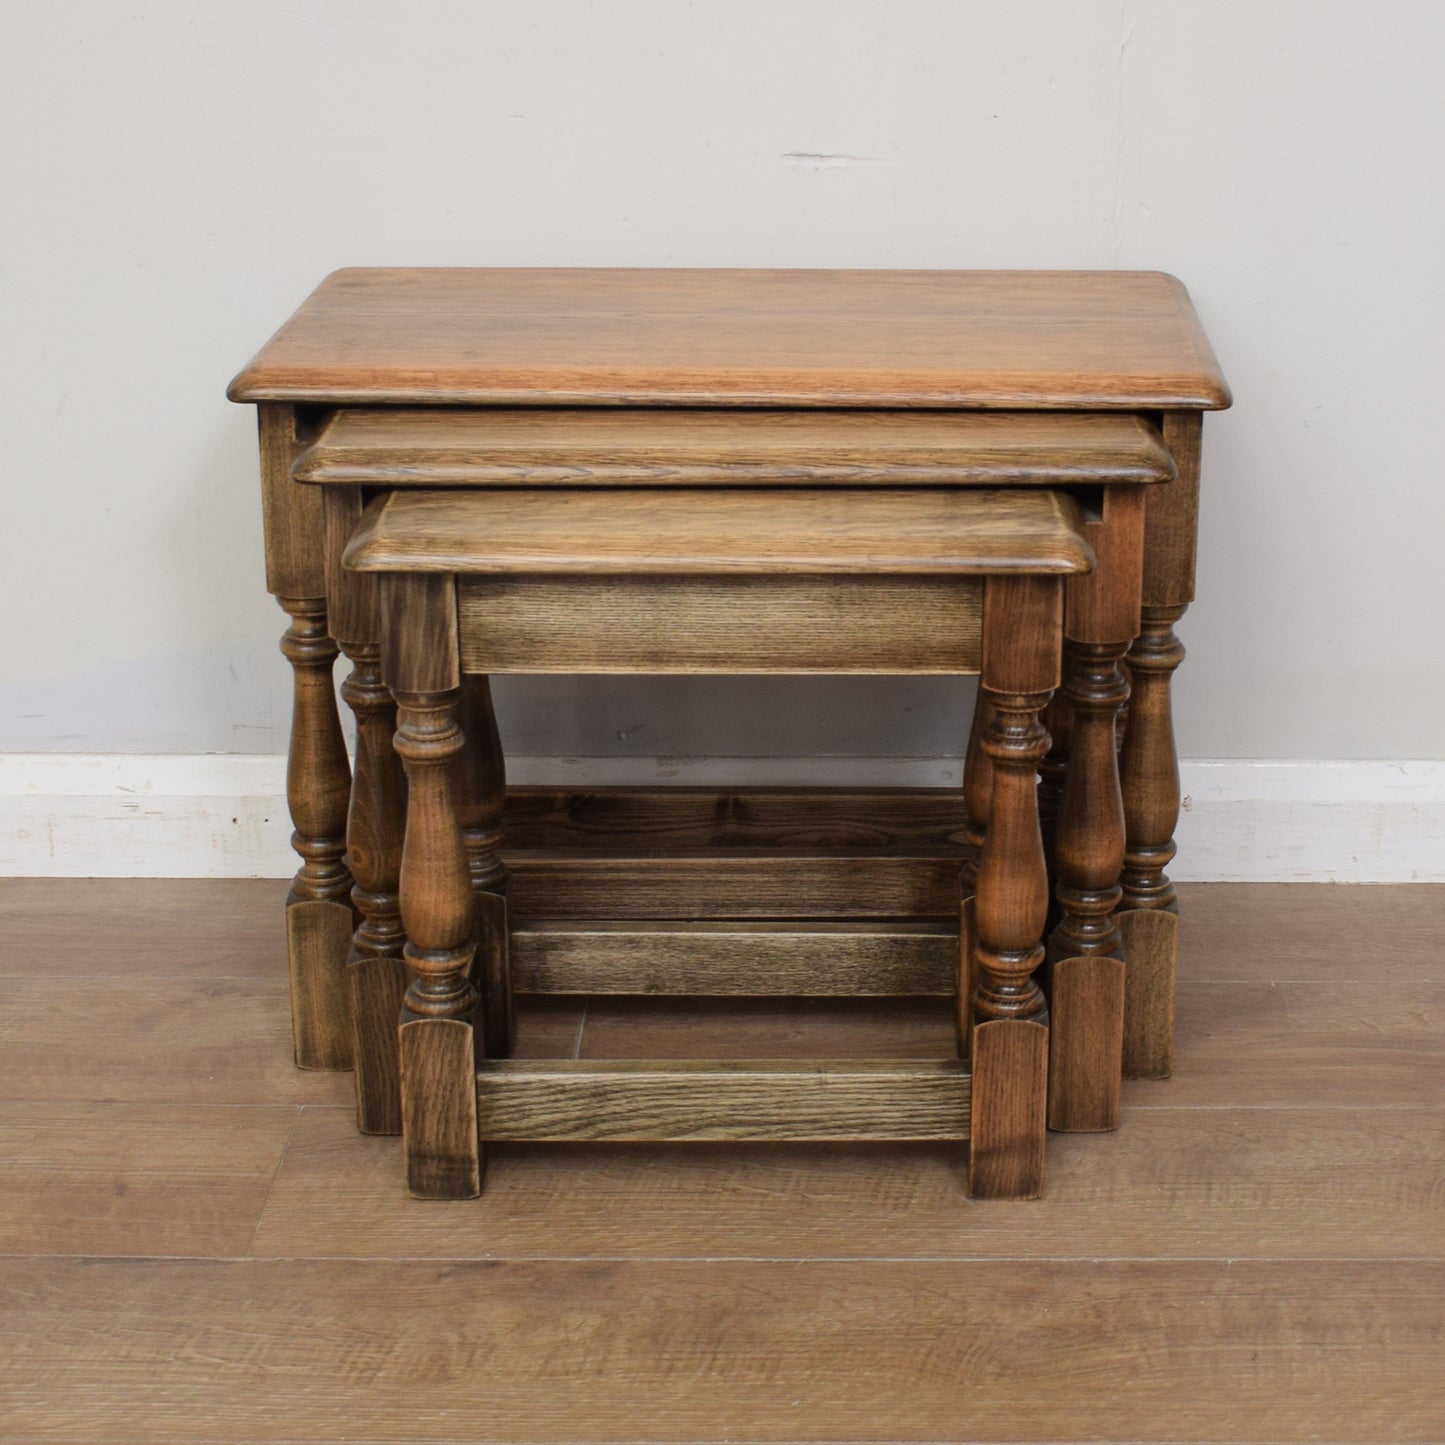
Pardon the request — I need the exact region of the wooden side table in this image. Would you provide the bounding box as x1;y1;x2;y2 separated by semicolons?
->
228;267;1229;1105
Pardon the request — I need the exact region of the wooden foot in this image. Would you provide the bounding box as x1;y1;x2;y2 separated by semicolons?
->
399;1015;481;1199
278;596;353;1071
1119;907;1178;1079
1047;954;1125;1130
283;898;354;1072
968;1019;1049;1199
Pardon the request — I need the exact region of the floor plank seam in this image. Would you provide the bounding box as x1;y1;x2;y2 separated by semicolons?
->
6;1252;1444;1265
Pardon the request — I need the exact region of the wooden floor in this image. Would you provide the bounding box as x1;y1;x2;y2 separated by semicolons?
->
1;880;1441;1443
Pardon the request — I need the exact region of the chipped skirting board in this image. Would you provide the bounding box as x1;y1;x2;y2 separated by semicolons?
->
1;753;1442;882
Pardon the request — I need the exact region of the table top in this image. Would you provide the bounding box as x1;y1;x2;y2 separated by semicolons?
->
344;487;1095;576
229;268;1230;411
294;408;1176;488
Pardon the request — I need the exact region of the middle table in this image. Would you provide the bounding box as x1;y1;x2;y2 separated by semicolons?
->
298;406;1172;1188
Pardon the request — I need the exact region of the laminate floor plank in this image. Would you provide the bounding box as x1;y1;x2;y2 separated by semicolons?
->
3;880;1442;1445
0;981;581;1106
1174;881;1445;981
250;1103;1445;1262
1124;979;1445;1109
1;1257;1439;1442
0;878;289;978
0;1103;295;1257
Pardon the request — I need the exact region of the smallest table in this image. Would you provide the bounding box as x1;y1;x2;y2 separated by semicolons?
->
344;482;1097;1199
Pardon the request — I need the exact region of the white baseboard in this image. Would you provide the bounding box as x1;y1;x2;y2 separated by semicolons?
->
2;753;1442;883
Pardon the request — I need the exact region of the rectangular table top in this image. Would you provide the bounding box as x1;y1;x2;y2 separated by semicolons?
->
343;486;1094;576
294;408;1176;489
229;268;1230;411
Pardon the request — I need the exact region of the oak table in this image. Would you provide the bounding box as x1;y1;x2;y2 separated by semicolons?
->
228;267;1229;1158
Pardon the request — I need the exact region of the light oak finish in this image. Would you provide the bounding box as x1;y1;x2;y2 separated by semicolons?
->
352;476;1089;1196
228;267;1231;409
344;485;1096;574
475;1059;970;1142
458;574;986;674
511;919;957;995
295;406;1177;487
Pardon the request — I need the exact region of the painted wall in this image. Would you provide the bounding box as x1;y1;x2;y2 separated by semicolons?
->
4;0;1442;768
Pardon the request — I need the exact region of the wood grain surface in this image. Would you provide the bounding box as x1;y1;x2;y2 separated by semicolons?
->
1;879;1440;1443
511;919;957;995
294;406;1177;487
458;574;986;674
3;1259;1436;1440
344;486;1095;574
227;267;1231;409
476;1059;970;1142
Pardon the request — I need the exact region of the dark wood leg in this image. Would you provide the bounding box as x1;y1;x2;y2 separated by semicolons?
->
1046;641;1128;1131
394;685;482;1199
957;686;990;1057
1119;602;1187;1079
277;595;354;1072
340;644;407;1134
967;577;1058;1200
459;675;513;1060
383;573;483;1200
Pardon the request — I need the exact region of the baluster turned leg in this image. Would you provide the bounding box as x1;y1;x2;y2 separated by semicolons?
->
384;573;485;1199
1119;602;1187;1079
967;576;1059;1200
325;490;407;1134
277;596;354;1071
1046;641;1129;1130
956;686;992;1057
340;645;408;1133
460;676;514;1059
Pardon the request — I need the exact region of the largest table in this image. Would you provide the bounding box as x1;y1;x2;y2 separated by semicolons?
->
229;268;1229;1106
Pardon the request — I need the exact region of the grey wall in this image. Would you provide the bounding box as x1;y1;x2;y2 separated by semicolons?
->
4;0;1442;764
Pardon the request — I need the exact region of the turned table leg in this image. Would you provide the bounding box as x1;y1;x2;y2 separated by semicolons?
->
340;645;407;1132
1046;641;1129;1130
1117;412;1203;1081
1119;602;1186;1078
383;574;485;1199
325;490;407;1134
460;676;514;1060
1042;484;1144;1131
967;576;1059;1200
957;686;991;1058
277;595;354;1072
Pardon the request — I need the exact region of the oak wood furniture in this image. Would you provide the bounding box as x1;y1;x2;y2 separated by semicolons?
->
342;483;1105;1197
228;267;1228;1184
